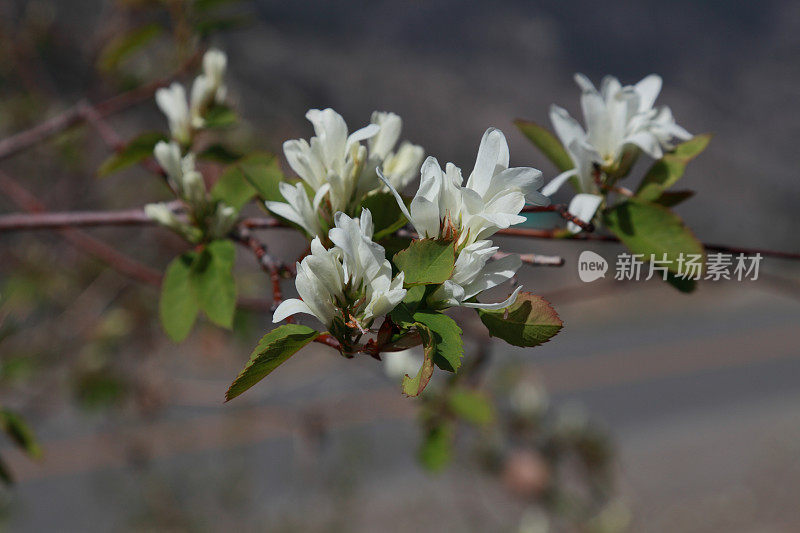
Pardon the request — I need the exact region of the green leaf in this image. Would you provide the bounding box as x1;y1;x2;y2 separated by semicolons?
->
98;23;162;71
418;422;454;472
602;199;705;274
412;311;463;372
0;409;41;459
211;165;255;210
98;132;167;177
159;253;200;342
196;15;251;37
203;103;237;129
515;119;573;172
652;190;695;208
478;292;563;348
198;143;242;164
0;456;12;485
225;324;319;401
360;192;408;241
393;239;456;286
194;0;241;11
193;240;237;329
666;271;697;293
636;134;711;202
448;389;494;426
238;152;285;202
401;325;436;397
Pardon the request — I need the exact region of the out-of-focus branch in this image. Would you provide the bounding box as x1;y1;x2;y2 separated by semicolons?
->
496;227;800;260
521;203;595;232
0;170;163;286
0;49;203;161
493;251;565;267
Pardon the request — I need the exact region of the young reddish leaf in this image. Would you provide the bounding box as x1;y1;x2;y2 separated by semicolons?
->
478;292;563;348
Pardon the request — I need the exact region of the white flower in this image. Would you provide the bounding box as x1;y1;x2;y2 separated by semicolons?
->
542;73;691;234
155;83;192;145
190;48;228;127
566;193;603;234
209;203;237;239
367;111;425;191
429;240;523;310
273;108;423;236
380;127;548;248
153;141;206;207
265;182;324;238
273;209;406;329
144;202;200;242
156;49;228;142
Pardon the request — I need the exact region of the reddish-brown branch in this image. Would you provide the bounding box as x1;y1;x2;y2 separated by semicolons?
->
0;170;163;286
0;50;203;161
229;226;292;313
493;251;565;267
496;227;800;260
521;203;595;232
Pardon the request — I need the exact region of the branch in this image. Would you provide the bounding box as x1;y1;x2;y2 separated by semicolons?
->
493;251;564;267
0;49;203;161
0;170;163;286
521;204;595;232
496;227;800;260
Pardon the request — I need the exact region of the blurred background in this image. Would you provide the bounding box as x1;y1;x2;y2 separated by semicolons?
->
0;0;798;531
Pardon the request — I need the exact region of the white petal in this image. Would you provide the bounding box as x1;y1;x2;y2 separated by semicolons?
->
272;299;315;323
462;285;523;310
635;74;662;112
549;105;586;150
368;111;402;159
541;169;577;196
567;193;603;233
467;128;509;196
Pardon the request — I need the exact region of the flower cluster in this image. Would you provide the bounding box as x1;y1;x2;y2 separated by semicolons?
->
155;49;228;145
265;108;424;238
543;74;692;232
273;209;407;336
380;128;548;309
145;49;237;242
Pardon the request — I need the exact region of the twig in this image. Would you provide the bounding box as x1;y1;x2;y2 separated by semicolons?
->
0;49;203;161
229;226;290;312
496;227;800;260
493;251;564;267
0;170;163;286
522;203;595;232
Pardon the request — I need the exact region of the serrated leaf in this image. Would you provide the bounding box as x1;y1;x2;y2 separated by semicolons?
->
418;422;454;472
211;165;255;210
360;192;408;241
393;239;455;286
602;199;705;274
203;103;237;129
636;134;711;202
0;409;41;459
98;23;162;71
413;311;463;372
402;325;435;397
515;119;573;172
447;388;494;426
478;292;563;348
225;324;319;401
653;190;695;208
193;240;237;329
159;253;200;342
238;152;284;202
98;132;167;177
